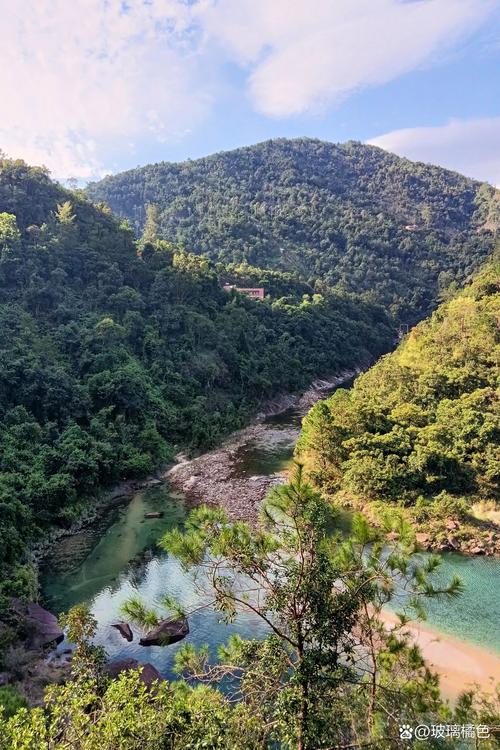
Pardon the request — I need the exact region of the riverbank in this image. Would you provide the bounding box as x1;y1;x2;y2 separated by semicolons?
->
346;498;500;557
29;476;166;567
30;369;360;563
32;373;499;712
380;610;500;701
165;369;359;520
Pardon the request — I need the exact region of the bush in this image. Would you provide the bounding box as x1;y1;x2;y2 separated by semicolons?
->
0;686;27;719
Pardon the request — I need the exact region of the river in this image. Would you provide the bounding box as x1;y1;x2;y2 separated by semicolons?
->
40;395;500;685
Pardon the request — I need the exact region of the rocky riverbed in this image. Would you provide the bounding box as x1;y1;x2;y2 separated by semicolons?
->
165;370;359;520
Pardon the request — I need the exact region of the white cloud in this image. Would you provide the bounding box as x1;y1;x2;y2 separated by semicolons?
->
197;0;498;117
367;117;500;186
0;0;211;179
1;0;498;179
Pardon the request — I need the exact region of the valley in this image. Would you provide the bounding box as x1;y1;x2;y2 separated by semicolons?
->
0;143;498;748
39;379;499;700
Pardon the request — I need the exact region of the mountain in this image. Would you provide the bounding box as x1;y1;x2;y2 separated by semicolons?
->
0;156;393;586
296;251;499;551
87;138;499;321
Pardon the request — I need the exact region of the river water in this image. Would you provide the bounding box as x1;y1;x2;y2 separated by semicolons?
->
40;400;500;679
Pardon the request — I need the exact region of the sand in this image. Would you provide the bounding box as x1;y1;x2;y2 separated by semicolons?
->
380;610;500;701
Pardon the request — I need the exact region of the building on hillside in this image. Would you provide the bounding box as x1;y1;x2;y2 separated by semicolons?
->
223;285;265;300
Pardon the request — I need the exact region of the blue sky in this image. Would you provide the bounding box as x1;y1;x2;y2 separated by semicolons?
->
2;0;500;184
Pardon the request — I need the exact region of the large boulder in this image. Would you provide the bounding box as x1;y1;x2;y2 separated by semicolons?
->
104;659;164;690
11;599;64;650
139;617;189;647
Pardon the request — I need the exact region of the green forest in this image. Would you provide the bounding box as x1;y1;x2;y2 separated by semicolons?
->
0;148;499;749
87;138;498;321
297;253;500;550
0;155;392;597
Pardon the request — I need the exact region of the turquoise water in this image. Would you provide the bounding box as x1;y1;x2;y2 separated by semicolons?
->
41;486;268;677
41;402;500;679
389;552;500;654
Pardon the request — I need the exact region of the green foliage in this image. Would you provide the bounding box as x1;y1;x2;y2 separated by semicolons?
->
59;604;106;681
297;255;500;508
144;467;467;748
0;154;393;591
2;473;498;748
0;672;260;750
0;685;27;720
119;597;160;628
0;213;21;257
87;138;497;321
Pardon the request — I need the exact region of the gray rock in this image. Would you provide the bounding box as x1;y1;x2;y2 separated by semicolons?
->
11;599;64;650
139;617;189;647
112;622;133;642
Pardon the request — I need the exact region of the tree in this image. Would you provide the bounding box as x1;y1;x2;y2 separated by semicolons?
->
0;605;259;750
140;203;161;247
0;213;21;253
55;200;76;225
124;465;464;749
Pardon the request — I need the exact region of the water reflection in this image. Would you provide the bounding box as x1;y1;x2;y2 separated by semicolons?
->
41;400;500;678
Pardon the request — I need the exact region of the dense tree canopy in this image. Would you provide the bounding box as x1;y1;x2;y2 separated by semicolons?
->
0;156;393;592
1;151;499;749
87;138;498;321
297;253;500;518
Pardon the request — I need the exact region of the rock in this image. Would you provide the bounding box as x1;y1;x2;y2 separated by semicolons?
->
415;533;430;545
470;546;486;555
0;672;11;687
104;659;164;690
139;617;189;647
110;493;130;503
436;543;449;552
112;622;133;642
11;599;64;650
445;518;459;531
386;531;399;541
144;511;164;519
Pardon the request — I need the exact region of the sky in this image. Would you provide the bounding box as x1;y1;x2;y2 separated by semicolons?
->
1;0;500;185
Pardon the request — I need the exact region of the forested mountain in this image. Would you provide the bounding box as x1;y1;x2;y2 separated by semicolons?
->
297;251;499;547
0;156;393;590
87;138;499;321
1;156;499;749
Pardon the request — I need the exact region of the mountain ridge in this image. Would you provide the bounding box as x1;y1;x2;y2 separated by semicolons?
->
87;138;498;321
0;154;393;584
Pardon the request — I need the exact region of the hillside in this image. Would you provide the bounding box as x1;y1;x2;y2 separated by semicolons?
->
0;156;393;590
296;251;500;552
87;138;498;321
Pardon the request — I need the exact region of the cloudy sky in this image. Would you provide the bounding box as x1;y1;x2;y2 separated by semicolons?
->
2;0;500;184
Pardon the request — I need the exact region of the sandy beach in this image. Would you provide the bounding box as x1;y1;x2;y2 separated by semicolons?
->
380;610;500;701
